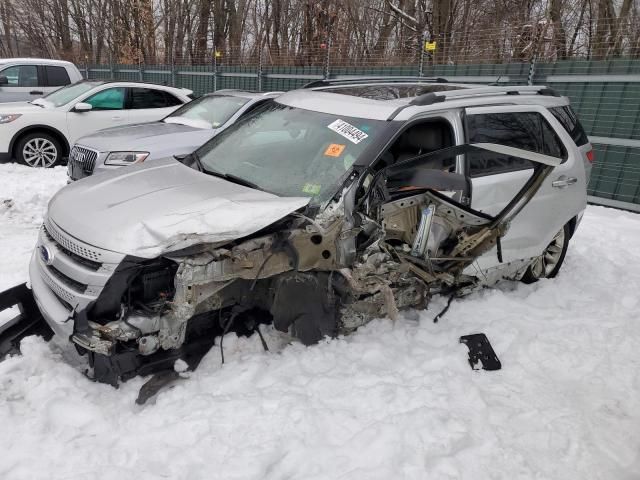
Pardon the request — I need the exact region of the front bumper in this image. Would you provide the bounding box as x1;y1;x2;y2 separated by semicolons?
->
29;219;125;339
29;251;74;339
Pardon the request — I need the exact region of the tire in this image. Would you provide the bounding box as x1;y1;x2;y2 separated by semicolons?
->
16;132;62;168
521;222;571;284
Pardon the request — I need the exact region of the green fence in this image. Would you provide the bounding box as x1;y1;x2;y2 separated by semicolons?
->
82;59;640;211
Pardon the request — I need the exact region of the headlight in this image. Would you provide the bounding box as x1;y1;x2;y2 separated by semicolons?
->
0;114;22;124
104;151;150;166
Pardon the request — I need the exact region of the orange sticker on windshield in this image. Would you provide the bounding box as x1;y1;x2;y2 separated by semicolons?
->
324;143;346;157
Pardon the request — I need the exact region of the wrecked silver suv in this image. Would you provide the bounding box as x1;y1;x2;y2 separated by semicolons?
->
5;79;591;392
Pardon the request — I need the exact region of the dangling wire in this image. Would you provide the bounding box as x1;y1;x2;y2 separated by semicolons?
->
255;325;269;352
219;309;241;365
433;292;456;323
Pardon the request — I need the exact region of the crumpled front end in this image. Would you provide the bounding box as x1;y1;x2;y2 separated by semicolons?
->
59;183;535;386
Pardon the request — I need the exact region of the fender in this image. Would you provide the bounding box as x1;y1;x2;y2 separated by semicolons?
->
9;124;71;157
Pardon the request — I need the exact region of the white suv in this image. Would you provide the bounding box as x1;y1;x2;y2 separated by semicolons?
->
0;58;83;103
0;80;192;167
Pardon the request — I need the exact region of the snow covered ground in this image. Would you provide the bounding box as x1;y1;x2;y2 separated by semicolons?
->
1;163;640;480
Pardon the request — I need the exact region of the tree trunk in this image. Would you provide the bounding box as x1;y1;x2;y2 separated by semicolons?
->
549;0;567;60
193;0;212;64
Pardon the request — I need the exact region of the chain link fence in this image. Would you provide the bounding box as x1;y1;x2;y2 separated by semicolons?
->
79;27;640;212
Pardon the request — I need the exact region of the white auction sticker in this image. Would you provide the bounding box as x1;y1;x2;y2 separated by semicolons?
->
327;119;369;144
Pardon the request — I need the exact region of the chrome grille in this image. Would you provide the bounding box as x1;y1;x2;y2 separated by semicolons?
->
43;219;102;262
68;145;98;179
41;226;102;270
46;264;88;293
39;262;77;306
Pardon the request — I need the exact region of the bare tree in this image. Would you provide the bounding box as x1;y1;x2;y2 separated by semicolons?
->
1;0;639;66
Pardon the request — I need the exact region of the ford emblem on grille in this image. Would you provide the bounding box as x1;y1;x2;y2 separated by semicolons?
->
40;245;54;265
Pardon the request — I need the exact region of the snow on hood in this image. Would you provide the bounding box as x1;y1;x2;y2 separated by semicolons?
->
47;159;310;258
75;122;215;153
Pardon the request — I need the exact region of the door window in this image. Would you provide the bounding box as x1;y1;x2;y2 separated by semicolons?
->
375;118;456;171
129;87;175;109
45;66;71;87
85;87;125;110
0;65;39;87
466;111;564;177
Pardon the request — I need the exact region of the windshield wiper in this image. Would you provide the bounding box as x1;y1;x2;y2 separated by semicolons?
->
175;151;205;171
203;168;262;191
179;151;262;191
222;173;262;190
191;151;205;172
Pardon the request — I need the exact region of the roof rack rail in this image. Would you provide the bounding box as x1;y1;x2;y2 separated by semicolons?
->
303;76;449;89
386;85;560;120
435;84;559;99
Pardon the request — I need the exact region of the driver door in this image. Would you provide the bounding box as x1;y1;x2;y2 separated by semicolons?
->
464;104;586;270
66;87;130;144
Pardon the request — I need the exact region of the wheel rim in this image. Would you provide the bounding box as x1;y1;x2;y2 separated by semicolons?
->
530;227;566;279
23;138;58;167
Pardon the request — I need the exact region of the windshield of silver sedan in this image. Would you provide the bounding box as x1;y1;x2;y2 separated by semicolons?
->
165;94;250;129
196;103;386;202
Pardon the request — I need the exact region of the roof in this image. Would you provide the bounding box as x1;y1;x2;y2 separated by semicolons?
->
76;79;192;95
0;58;75;66
207;89;283;99
277;81;569;121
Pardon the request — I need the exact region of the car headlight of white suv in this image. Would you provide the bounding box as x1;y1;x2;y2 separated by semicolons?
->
104;152;150;166
0;114;22;124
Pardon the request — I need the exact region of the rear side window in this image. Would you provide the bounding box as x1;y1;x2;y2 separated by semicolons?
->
164;91;183;106
45;66;71;86
466;111;565;177
549;106;589;146
85;87;125;110
129;87;174;109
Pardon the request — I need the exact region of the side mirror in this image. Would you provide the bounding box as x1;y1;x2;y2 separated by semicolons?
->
73;102;93;112
0;76;8;86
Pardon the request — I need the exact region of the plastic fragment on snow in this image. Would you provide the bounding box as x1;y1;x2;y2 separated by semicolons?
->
459;333;501;371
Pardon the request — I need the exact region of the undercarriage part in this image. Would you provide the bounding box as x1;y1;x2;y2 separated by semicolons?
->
84;310;222;386
270;272;339;345
136;370;182;405
0;283;53;358
336;265;428;332
460;333;502;371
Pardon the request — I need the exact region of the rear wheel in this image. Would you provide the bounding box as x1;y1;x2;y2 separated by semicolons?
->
521;223;570;284
16;132;62;168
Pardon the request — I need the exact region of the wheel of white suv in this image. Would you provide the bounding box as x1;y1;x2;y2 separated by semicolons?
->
521;223;571;284
16;132;62;168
